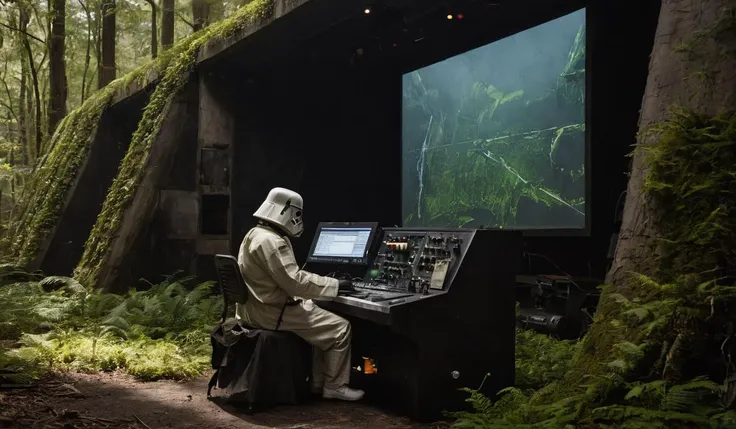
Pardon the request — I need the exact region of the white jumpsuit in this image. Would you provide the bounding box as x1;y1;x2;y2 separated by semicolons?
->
236;224;352;389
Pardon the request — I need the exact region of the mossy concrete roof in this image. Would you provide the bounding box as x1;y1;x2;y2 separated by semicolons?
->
109;0;372;106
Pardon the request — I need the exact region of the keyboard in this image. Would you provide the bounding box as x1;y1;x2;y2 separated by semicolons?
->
341;289;413;302
353;281;401;293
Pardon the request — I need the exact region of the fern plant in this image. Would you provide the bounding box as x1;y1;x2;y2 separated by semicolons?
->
1;270;222;382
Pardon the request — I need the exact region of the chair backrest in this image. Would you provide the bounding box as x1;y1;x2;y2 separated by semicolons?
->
214;254;248;320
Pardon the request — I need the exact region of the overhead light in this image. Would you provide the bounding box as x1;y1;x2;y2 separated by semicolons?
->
447;14;453;19
364;8;371;14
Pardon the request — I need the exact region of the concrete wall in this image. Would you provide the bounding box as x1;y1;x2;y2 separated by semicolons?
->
102;78;200;291
36;92;150;276
229;57;403;262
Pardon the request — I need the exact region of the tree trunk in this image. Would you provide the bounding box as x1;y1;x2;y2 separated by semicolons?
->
79;0;92;103
606;0;736;288
19;5;43;160
146;0;157;58
209;0;224;24
95;0;102;89
98;0;116;88
18;7;29;165
161;0;174;49
48;0;68;135
25;51;34;160
577;0;736;382
191;0;210;31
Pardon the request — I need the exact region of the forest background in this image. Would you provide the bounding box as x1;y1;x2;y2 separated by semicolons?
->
0;0;245;213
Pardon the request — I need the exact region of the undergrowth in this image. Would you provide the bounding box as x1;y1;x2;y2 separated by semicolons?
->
0;269;221;382
514;327;580;389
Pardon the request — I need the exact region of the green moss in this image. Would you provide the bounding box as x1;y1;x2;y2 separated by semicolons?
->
1;82;124;266
73;0;274;287
0;0;274;277
641;108;736;276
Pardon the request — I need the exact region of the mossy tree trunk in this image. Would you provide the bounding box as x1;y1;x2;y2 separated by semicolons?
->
579;0;736;382
606;0;736;289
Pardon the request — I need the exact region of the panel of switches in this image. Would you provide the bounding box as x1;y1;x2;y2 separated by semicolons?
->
360;230;470;294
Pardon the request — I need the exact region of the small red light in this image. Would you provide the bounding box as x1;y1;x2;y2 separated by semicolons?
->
457;13;464;19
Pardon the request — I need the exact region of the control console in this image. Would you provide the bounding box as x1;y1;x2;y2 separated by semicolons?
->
309;227;521;422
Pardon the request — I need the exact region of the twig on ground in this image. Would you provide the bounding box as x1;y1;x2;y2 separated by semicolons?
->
133;414;152;429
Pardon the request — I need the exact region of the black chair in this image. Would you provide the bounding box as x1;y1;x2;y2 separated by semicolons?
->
209;254;311;412
214;254;249;322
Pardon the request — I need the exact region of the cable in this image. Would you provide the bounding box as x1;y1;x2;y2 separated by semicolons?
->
524;252;593;295
613;190;626;223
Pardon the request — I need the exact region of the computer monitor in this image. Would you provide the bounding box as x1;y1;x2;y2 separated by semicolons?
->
307;222;379;265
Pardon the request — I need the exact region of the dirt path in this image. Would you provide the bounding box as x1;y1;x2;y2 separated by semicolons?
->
1;372;451;429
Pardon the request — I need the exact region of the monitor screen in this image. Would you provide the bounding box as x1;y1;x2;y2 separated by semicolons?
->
401;8;587;231
307;222;379;265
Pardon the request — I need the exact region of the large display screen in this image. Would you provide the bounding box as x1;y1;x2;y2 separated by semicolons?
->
402;8;587;230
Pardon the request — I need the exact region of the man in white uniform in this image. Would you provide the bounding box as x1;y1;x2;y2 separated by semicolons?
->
236;187;365;402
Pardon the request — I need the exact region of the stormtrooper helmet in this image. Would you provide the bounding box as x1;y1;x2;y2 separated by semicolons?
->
253;187;304;237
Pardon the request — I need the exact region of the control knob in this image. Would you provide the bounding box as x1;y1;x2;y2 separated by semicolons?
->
421;281;430;295
409;277;419;293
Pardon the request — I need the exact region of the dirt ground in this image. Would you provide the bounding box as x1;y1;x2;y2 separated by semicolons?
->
0;372;452;429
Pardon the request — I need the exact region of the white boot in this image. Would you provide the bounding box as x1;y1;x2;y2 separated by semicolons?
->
323;385;365;401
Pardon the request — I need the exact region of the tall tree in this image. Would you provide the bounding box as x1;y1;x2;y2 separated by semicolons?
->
98;0;115;88
18;15;29;165
48;0;68;134
606;0;736;286
161;0;174;50
191;0;209;31
78;0;93;103
145;0;157;58
578;0;736;394
18;4;42;159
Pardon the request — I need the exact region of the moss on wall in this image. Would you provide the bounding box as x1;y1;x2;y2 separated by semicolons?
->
1;0;274;280
73;0;274;287
3;84;120;266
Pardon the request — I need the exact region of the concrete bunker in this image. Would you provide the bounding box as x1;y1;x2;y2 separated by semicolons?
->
35;90;151;277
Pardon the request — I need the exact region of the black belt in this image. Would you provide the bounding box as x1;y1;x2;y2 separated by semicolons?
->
275;299;302;331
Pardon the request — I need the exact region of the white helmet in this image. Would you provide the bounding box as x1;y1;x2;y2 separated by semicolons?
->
253;187;304;237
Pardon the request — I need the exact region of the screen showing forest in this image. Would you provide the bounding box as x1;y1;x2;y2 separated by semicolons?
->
401;8;586;230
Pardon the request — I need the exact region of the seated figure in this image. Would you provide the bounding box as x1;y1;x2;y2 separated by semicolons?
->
236;187;364;401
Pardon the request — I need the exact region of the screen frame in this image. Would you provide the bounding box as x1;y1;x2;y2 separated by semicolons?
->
306;221;380;265
399;6;591;237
